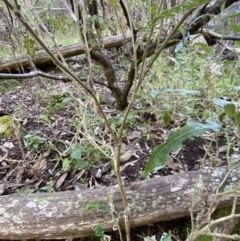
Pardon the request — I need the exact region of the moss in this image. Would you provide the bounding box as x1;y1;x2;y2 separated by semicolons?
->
0;116;23;138
197;235;212;241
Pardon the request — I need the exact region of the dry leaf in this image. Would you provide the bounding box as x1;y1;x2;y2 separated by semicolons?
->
55;172;68;189
166;157;184;171
120;151;132;162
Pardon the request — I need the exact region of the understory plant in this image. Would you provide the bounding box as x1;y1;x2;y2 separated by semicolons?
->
2;0;240;240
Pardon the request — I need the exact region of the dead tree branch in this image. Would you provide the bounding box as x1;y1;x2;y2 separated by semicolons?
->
1;166;240;240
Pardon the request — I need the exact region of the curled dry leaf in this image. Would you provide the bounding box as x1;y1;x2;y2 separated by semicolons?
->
3;142;14;149
120;150;132;163
128;130;141;140
55;172;68;189
166;157;184;172
94;126;102;135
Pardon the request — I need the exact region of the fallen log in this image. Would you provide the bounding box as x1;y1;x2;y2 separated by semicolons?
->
0;35;132;73
0;166;240;240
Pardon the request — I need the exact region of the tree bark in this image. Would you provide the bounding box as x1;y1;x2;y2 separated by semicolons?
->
0;35;131;73
0;166;240;239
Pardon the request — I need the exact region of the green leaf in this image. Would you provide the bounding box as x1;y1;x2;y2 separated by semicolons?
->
143;120;220;174
220;1;226;11
235;112;240;126
163;109;172;126
230;22;240;34
93;225;105;240
86;202;107;212
224;103;236;119
219;111;226;122
75;159;86;169
71;150;82;160
108;0;118;7
161;232;172;241
62;97;71;103
90;15;98;22
62;158;71;171
196;43;214;54
24;34;35;58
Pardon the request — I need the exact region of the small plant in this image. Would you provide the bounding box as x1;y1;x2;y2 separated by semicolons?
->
93;225;110;241
61;145;88;171
24;134;46;150
45;91;72;116
39;180;54;192
143;120;221;175
219;103;240;138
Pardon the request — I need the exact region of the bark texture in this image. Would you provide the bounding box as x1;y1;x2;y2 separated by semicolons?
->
0;166;240;239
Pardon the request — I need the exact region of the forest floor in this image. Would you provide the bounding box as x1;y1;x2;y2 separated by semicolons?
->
0;53;239;241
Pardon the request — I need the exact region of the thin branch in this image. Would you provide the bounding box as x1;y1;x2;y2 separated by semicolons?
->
0;71;108;87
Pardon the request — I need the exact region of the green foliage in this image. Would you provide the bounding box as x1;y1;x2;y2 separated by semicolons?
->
39;180;54;192
230;22;240;34
0;116;23;138
24;34;35;58
0;79;20;94
161;232;172;241
163;107;172;126
196;235;212;241
61;146;88;171
86;202;107;212
151;0;211;24
108;112;136;135
219;103;240;138
92;225;107;241
45;91;71;116
24;134;46;150
143;120;221;175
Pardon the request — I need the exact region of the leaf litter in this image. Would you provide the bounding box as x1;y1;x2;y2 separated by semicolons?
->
0;60;239;240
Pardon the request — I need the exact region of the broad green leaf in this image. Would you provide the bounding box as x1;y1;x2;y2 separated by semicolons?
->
71;150;82;160
143;120;220;174
224;103;236;119
62;158;71;171
219;111;226;122
75;159;86;169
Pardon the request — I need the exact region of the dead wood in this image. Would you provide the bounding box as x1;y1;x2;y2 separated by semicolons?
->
0;166;240;240
0;35;131;73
